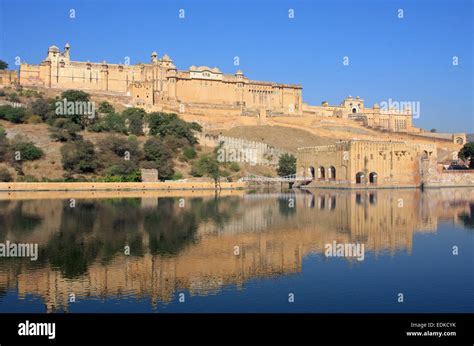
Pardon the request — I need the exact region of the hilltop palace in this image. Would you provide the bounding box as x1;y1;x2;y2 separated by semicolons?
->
13;44;419;133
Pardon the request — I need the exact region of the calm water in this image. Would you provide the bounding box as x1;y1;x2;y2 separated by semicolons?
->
0;188;472;313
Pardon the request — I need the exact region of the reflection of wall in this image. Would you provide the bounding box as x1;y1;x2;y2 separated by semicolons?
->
0;189;473;312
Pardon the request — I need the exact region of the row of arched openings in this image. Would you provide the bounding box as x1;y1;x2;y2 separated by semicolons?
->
309;166;336;180
355;172;378;184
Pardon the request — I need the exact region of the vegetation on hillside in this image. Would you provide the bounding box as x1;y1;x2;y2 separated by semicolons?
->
0;88;243;182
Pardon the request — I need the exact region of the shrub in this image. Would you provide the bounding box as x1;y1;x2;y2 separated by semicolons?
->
123;108;146;136
98;101;115;114
0;127;8;161
229;162;240;172
143;137;174;180
50;118;82;142
98;135;142;165
171;172;183;180
183;147;197;160
0;105;27;123
55;90;92;128
26;115;42;124
61;140;98;173
10;138;44;161
191;154;220;180
0;166;12;182
147;112;199;145
30;98;50;119
105;161;141;182
16;175;39;182
7;92;20;103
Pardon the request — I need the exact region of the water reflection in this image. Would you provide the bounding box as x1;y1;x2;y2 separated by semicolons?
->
0;188;472;312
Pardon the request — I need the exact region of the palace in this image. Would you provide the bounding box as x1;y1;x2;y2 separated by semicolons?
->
16;44;417;132
297;140;438;188
19;44;302;117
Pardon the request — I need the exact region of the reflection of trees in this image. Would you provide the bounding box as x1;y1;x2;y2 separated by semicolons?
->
0;201;43;240
46;201;101;279
94;198;144;262
278;195;296;217
459;203;474;229
144;198;198;255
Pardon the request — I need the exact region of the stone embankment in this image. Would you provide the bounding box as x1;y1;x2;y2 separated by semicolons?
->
0;181;245;192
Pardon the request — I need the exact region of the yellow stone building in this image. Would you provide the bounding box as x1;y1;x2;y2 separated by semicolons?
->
17;43;417;132
297;140;437;188
302;95;416;132
19;44;303;117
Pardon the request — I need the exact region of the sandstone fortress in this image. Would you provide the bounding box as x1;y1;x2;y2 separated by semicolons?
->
17;43;420;133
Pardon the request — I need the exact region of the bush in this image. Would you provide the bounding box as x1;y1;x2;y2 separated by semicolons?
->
98;101;115;115
0;167;12;182
55;90;92;128
98;135;142;165
61;140;98;173
7;93;20;103
16;175;39;182
123;108;146;136
191;154;220;180
10;138;44;161
50;118;82;142
105;161;141;182
26;115;42;124
229;162;240;172
88;112;127;134
171;172;183;180
143;137;174;180
30;98;50;120
0;105;27;123
183;147;197;160
147;112;199;145
0;127;8;161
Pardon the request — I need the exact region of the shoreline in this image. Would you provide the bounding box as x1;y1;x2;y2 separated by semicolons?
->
0;181;246;192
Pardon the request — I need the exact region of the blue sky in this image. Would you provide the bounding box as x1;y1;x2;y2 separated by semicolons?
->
0;0;472;132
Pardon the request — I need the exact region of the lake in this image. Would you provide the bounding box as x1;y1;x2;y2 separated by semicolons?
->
0;188;472;313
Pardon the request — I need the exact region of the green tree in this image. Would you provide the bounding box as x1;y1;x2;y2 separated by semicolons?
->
60;90;90;103
61;140;98;173
277;153;296;176
147;112;200;145
50;118;82;142
105;161;141;182
459;142;474;169
143;137;174;179
123;108;146;136
98;101;115;115
0;60;8;70
191;154;221;187
30;98;50;120
55;90;92;128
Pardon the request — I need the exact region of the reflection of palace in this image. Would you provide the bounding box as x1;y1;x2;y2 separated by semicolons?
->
0;189;472;312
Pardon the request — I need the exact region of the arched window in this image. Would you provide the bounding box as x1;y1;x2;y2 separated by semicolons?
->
309;166;315;179
319;166;325;180
355;172;365;184
369;172;378;184
328;166;336;180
